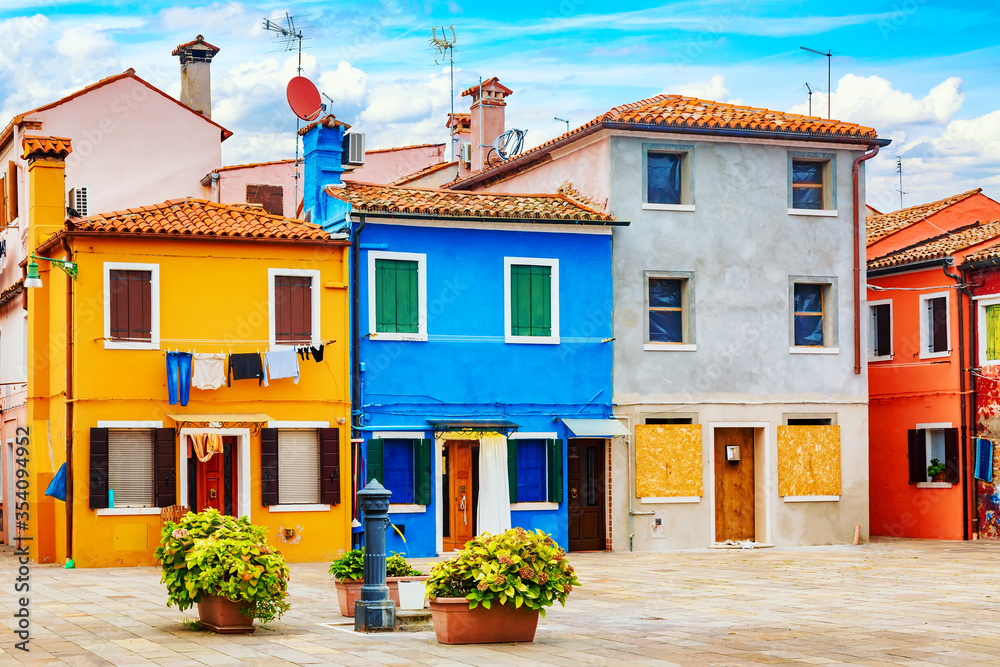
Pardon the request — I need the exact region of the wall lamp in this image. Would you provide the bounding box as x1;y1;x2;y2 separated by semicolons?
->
25;254;78;288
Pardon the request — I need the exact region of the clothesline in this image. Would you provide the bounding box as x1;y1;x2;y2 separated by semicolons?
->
93;337;335;345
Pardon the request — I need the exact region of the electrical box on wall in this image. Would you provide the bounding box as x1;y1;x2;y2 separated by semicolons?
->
460;142;472;165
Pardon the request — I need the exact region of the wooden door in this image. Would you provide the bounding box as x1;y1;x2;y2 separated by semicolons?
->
714;428;755;542
443;441;475;551
568;439;605;551
196;436;238;516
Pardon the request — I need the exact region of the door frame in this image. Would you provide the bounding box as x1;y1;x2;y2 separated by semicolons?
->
4;438;13;543
568;437;608;552
707;422;770;545
179;428;251;521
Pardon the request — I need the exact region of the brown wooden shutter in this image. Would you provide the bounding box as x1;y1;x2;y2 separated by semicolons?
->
261;428;279;506
944;428;960;484
153;428;176;507
907;429;925;484
320;428;341;505
275;275;312;343
7;161;17;224
90;427;110;509
0;173;6;228
109;270;152;341
247;184;284;216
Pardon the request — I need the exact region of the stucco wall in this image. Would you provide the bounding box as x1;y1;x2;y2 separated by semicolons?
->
215;160;298;218
344;144;445;185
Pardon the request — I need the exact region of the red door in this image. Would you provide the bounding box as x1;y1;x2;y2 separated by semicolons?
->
196;436;238;516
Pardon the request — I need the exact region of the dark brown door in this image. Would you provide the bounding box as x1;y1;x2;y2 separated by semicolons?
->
443;441;475;551
568;439;606;551
714;428;755;542
196;436;238;516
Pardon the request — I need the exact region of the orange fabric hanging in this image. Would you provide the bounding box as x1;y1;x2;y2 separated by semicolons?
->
189;433;218;462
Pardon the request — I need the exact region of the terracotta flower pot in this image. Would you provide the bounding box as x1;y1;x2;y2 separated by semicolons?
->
334;578;365;617
932;472;946;483
196;595;255;634
429;597;539;644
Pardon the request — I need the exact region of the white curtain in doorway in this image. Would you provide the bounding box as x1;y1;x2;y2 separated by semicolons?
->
477;434;511;535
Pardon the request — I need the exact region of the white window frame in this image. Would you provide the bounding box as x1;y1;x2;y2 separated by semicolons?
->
274;427;325;508
977;295;1000;367
868;298;893;361
504;256;560;345
368;251;428;342
919;291;950;359
268;268;321;348
642;143;695;211
915;421;952;487
789;276;839;354
95;420;163;517
103;262;160;350
644;270;696;351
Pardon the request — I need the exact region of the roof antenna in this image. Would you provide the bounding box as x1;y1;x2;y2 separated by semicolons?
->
554;117;570;134
804;83;814;116
896;156;907;210
800;46;833;118
431;26;458;160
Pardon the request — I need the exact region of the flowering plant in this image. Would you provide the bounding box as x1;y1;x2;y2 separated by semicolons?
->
425;527;579;615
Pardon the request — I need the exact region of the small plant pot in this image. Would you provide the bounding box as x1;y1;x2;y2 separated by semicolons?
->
334;578;365;617
395;577;429;610
932;472;946;483
429;597;539;644
196;595;255;634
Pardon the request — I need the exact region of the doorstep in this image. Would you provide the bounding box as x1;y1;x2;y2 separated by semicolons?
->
395;609;432;632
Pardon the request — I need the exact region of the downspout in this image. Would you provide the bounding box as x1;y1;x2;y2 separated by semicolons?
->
351;213;366;532
852;144;881;374
964;264;979;538
943;261;970;540
61;236;74;561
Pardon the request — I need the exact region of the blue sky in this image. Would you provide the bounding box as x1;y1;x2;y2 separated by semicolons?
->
1;0;998;210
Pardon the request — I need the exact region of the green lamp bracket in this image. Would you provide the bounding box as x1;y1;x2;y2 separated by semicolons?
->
29;254;78;280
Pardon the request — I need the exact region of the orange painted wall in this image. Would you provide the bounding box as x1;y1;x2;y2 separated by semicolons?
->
868;193;1000;259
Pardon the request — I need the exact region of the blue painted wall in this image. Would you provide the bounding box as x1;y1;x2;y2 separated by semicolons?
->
355;220;615;557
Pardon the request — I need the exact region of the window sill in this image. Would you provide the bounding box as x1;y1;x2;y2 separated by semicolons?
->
788;208;838;217
644;343;696;352
505;335;560;345
96;507;160;516
789;347;840;355
104;341;159;351
510;502;559;511
639;496;700;504
642;203;695;212
916;482;953;489
369;332;427;342
869;354;894;362
268;504;331;513
782;495;840;502
389;504;427;514
919;351;951;360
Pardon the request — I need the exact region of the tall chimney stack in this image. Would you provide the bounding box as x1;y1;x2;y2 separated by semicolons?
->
461;77;512;174
172;35;220;119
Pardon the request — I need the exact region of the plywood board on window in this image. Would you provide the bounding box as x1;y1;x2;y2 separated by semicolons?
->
635;424;702;497
777;425;841;496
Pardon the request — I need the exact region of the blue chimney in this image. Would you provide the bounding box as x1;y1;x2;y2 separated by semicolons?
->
300;115;347;228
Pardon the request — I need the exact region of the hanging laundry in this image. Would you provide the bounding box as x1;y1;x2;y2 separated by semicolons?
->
975;438;994;483
45;462;67;501
190;433;224;462
266;348;300;384
205;433;224;457
297;346;311;361
166;352;193;406
192;353;227;390
228;352;266;386
310;343;324;362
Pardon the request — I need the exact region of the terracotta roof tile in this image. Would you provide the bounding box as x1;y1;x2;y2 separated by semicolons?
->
960;240;1000;266
460;77;513;98
22;135;72;159
868;218;1000;270
0;278;24;307
366;143;444;155
866;189;983;246
172;34;221;55
297;114;350;136
327;182;618;223
389;161;458;186
214;159;296;173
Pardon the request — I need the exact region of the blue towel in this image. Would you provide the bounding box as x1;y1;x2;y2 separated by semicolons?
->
265;348;300;384
975;437;994;483
45;463;67;501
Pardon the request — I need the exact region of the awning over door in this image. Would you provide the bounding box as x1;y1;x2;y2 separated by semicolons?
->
427;419;520;437
561;418;630;438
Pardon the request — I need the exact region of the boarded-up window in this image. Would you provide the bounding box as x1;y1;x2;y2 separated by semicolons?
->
634;424;703;497
108;429;155;508
791;159;826;210
277;429;320;504
647;152;682;205
109;270;152;341
375;259;419;333
793;283;825;347
510;264;551;337
247;184;283;216
776;425;841;496
274;275;312;343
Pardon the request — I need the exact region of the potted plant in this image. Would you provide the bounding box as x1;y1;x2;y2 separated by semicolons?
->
329;549;425;615
927;458;947;482
387;552;427;610
425;527;580;644
155;508;290;634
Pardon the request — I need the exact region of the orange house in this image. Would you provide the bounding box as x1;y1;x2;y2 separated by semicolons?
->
867;190;1000;540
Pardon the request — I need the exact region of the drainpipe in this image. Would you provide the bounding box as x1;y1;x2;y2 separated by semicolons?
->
852;144;881;375
943;261;971;540
351;213;366;528
966;266;980;538
61;236;74;560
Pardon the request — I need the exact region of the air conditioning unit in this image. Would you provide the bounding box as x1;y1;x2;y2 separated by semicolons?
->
68;186;88;217
460;142;472;165
342;132;365;167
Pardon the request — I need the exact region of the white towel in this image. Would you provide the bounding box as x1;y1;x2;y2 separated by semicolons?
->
192;353;226;390
266;348;300;384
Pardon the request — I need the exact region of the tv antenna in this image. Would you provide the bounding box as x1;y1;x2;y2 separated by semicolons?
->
803;83;815;116
800;46;832;119
896;156;907;209
554;117;569;134
431;26;458;159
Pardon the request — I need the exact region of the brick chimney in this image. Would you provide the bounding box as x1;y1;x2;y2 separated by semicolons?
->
461;77;512;174
172;35;220;118
299;115;349;228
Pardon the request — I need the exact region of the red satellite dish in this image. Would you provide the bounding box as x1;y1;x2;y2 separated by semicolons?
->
287;76;322;121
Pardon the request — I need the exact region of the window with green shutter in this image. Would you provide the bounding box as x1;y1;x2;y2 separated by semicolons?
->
510;264;551;337
987;304;1000;362
375;259;419;333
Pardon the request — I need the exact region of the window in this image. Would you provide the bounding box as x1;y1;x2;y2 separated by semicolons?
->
89;426;176;511
977;296;1000;366
269;269;320;346
366;438;431;505
507;438;563;504
646;417;694;425
368;251;427;341
260;428;340;507
869;299;892;360
247;184;283;216
103;262;159;350
645;271;694;350
790;278;837;352
788;152;836;214
109;429;154;507
505;257;559;344
907;425;959;484
643;143;693;210
919;292;949;358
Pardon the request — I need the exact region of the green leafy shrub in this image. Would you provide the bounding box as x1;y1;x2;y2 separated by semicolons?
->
425;527;580;616
328;549;422;580
387;552;423;577
154;509;290;625
927;458;947;477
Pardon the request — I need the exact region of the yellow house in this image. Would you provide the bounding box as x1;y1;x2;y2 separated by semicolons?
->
23;136;352;567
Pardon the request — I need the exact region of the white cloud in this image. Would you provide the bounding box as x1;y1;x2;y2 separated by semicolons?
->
317;60;368;108
56;26;118;68
671;74;729;101
158;2;262;41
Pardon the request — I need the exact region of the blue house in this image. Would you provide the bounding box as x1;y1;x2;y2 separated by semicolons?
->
299;116;628;556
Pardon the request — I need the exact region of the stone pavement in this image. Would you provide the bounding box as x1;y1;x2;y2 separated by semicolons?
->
2;538;1000;665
